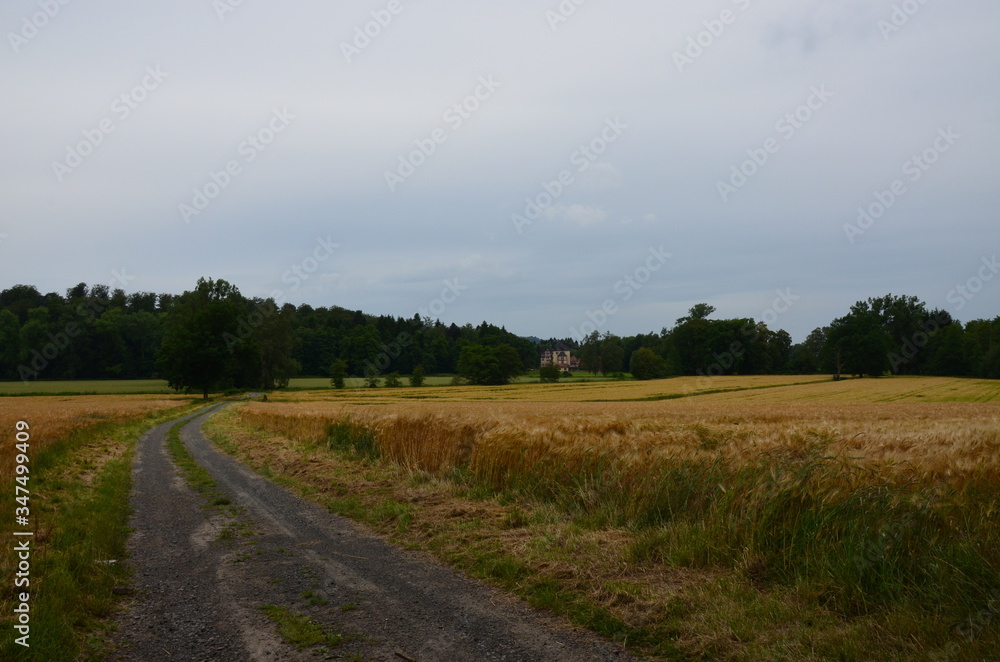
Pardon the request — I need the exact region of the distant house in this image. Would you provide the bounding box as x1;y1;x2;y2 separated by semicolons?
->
540;342;579;372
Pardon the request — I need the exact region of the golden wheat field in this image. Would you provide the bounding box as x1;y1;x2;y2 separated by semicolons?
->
276;374;833;403
0;395;191;481
227;375;1000;660
273;374;1000;404
247;376;1000;478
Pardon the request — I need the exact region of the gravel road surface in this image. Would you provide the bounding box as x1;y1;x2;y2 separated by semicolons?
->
110;405;633;661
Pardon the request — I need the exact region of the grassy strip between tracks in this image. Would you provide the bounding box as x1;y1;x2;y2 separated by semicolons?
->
166;415;228;505
0;401;205;661
258;604;352;651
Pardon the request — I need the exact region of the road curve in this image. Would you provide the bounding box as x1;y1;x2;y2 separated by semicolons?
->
111;405;633;662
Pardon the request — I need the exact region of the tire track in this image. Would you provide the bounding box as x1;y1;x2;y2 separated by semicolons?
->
112;405;632;661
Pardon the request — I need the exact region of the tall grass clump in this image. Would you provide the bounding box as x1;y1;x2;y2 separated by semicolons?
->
325;419;380;461
698;451;998;616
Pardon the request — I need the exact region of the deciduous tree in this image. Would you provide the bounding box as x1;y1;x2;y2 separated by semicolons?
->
458;343;523;385
157;278;245;399
629;347;669;380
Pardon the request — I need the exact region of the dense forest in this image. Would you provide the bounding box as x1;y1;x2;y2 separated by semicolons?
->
1;280;997;392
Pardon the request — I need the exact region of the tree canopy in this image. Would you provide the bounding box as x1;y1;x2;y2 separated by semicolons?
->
457;344;523;385
156;278;300;399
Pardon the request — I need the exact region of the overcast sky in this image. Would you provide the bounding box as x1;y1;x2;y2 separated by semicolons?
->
2;0;998;342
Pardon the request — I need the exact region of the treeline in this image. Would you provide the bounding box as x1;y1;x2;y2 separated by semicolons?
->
0;280;537;389
0;281;997;388
554;297;1000;380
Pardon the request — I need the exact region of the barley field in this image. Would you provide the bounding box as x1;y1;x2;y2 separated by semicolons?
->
0;380;176;395
222;375;1000;660
0;395;191;481
274;373;832;403
251;375;1000;474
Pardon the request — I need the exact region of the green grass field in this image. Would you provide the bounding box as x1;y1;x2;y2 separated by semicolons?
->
0;372;626;395
287;372;624;390
0;379;176;395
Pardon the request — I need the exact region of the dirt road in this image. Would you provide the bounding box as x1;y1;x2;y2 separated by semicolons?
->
110;405;632;661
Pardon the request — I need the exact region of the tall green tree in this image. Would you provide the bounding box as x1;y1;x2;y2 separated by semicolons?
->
329;359;348;389
157;278;246;399
0;310;21;379
251;301;300;389
792;327;828;374
823;302;891;378
0;285;43;324
767;329;793;374
922;324;968;376
630;347;668;380
676;303;716;325
118;311;162;378
964;318;1000;378
579;331;601;374
600;332;624;374
538;364;562;383
457;343;522;385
